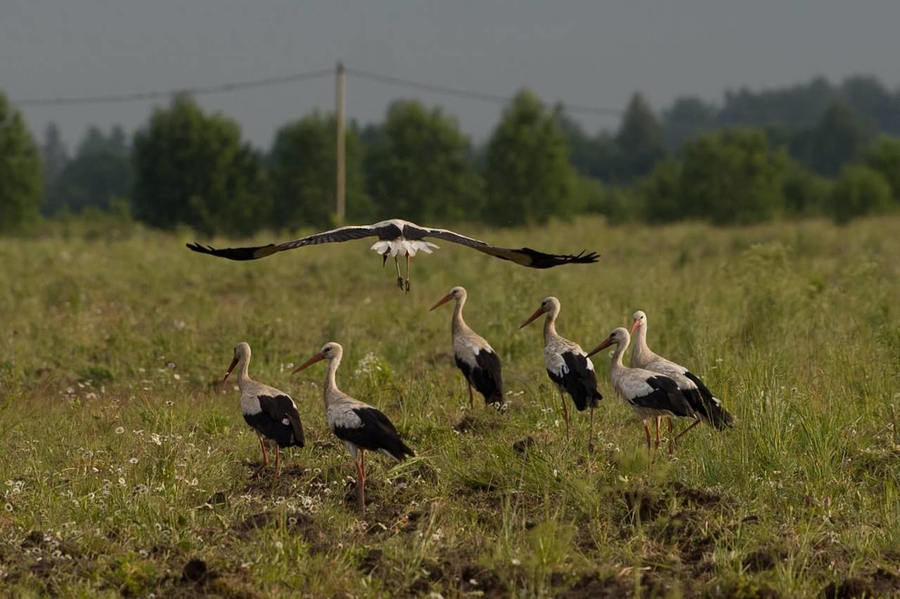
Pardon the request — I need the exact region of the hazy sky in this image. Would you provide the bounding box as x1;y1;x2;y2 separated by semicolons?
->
4;1;900;150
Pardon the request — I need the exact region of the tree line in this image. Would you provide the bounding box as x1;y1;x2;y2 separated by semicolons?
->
2;74;900;235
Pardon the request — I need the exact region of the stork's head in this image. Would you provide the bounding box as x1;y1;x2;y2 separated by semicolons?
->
293;341;344;374
222;342;251;386
520;296;560;328
318;342;343;360
586;327;629;358
631;310;647;335
430;286;467;311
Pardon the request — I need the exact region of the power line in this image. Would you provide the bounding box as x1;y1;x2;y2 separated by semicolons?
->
345;67;625;117
12;64;626;118
13;67;333;107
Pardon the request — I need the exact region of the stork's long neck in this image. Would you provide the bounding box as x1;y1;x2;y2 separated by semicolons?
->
236;356;252;391
543;308;560;344
451;296;467;335
611;341;627;371
323;356;341;400
607;340;631;396
630;324;653;367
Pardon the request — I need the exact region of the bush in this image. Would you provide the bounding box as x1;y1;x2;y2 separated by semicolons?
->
829;164;892;225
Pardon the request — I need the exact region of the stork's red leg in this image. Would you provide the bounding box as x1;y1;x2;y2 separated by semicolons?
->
275;445;281;476
393;256;403;290
643;420;652;452
666;418;675;454
587;407;595;452
356;450;367;516
467;383;474;409
654;415;662;449
251;436;269;479
558;389;571;441
405;254;411;293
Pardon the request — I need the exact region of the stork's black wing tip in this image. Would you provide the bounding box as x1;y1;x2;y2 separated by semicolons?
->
570;250;601;264
519;247;601;269
186;242;213;254
185;241;277;261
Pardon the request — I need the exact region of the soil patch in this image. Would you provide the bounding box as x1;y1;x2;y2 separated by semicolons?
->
821;568;900;599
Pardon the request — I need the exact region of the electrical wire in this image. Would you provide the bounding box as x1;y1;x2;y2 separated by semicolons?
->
13;68;333;107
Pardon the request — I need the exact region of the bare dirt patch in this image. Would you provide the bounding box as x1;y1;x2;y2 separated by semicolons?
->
560;571;673;599
821;568;900;599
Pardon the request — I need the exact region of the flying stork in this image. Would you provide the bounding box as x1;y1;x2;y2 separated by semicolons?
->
187;218;599;292
430;286;504;409
629;310;733;445
587;327;694;453
293;342;414;515
520;296;603;450
222;342;305;478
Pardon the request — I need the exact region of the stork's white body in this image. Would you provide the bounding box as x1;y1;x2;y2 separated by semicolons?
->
629;310;732;431
589;328;693;452
432;287;504;408
294;342;414;515
521;297;602;449
223;342;305;478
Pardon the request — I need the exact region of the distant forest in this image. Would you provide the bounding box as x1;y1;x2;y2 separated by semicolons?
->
2;74;900;234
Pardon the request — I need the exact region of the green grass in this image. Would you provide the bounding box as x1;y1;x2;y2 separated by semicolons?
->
1;215;899;597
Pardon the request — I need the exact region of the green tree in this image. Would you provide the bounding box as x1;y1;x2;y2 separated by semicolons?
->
46;126;133;215
829;164;892;225
781;162;832;217
40;122;69;197
615;92;665;182
639;159;683;224
679;129;788;225
862;136;900;201
269;113;373;230
840;75;900;136
364;100;484;223
791;100;875;176
0;91;43;233
556;106;617;182
719;77;835;128
484;89;577;226
662;96;717;150
132;95;269;235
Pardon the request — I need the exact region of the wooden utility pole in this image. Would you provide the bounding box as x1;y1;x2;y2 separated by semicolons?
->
335;61;346;221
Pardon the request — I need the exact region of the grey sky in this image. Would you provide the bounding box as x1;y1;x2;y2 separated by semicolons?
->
4;1;900;150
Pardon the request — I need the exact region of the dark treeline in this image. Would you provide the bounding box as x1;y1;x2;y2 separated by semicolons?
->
2;74;900;235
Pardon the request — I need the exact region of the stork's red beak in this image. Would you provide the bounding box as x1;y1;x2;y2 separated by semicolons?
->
221;355;239;392
292;352;324;374
586;337;614;358
630;319;640;336
429;294;453;311
519;307;545;329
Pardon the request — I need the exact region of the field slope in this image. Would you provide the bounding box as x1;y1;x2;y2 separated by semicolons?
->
1;216;899;597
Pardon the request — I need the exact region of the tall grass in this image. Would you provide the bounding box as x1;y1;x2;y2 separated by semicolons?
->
1;216;898;596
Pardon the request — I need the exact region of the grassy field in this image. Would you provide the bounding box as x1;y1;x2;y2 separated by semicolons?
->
1;215;899;598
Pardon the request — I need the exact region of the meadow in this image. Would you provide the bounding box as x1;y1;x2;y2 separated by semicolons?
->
1;215;899;598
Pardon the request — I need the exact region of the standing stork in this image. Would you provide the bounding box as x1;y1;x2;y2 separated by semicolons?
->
293;342;414;515
520;297;602;450
187;218;599;292
222;342;305;478
430;286;504;410
629;310;733;445
587;328;694;453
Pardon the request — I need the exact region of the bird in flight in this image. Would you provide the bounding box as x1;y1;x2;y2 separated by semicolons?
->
187;218;599;292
